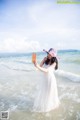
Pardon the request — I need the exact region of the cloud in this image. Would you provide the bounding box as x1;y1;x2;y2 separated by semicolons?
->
0;38;42;53
0;27;80;53
0;0;80;52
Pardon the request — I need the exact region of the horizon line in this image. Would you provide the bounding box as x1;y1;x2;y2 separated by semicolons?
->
0;49;80;54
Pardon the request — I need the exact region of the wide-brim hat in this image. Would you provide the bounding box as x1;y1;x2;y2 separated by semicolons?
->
43;48;57;57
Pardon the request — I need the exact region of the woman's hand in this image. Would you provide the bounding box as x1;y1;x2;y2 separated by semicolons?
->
33;61;38;67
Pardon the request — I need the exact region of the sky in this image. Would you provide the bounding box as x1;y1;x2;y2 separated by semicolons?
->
0;0;80;53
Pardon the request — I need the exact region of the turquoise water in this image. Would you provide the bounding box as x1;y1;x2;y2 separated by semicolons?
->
0;50;80;120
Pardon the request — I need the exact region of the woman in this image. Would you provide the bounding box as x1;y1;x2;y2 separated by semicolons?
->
32;48;60;112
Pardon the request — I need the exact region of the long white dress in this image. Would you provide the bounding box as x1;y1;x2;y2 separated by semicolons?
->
32;64;60;112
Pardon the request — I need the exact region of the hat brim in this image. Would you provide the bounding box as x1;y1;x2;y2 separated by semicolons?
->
43;49;48;54
43;49;59;59
43;49;53;56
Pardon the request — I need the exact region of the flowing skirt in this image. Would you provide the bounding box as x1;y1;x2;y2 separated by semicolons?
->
32;70;60;112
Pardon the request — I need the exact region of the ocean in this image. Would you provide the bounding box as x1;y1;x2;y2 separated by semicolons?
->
0;50;80;120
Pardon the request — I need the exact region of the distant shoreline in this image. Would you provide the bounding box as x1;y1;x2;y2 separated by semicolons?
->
0;49;80;54
0;49;80;58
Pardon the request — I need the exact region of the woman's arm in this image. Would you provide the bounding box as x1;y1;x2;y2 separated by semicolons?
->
40;57;47;67
36;63;48;73
34;62;56;73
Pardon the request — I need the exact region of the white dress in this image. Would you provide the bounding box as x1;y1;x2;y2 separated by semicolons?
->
32;64;60;112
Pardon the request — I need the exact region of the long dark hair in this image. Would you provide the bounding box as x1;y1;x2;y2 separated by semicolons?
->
44;57;58;70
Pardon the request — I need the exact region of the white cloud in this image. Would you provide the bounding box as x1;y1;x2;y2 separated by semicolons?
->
0;38;42;53
0;0;80;52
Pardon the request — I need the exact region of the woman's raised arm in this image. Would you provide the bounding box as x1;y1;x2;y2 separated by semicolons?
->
40;57;47;67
